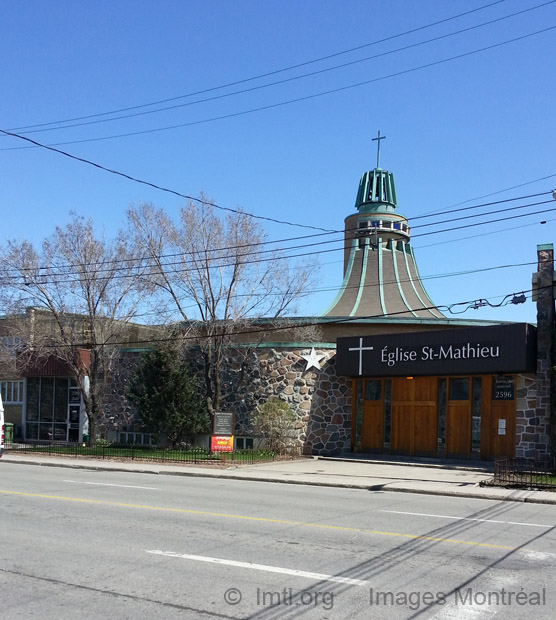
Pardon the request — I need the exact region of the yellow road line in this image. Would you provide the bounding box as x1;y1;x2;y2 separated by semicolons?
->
0;489;514;551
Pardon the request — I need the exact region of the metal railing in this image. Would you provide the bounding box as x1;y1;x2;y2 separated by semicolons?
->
5;442;302;465
491;457;556;491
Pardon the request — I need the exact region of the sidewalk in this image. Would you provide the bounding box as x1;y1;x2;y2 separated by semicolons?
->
3;451;556;505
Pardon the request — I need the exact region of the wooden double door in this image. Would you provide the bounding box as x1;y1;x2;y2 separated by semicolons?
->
358;375;516;459
360;376;437;457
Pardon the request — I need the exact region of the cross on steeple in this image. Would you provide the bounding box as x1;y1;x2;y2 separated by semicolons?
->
372;130;386;168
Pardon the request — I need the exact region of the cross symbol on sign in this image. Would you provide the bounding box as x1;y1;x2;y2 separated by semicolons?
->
348;337;374;376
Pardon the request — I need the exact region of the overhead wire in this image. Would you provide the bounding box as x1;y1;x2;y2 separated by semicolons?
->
2;24;555;151
37;283;550;350
0;128;337;234
5;0;511;132
1;195;553;285
6;2;551;138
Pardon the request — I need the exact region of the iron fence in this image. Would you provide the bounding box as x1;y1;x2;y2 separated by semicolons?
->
491;457;556;491
5;442;302;465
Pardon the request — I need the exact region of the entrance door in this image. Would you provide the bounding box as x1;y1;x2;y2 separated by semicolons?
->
490;401;516;458
390;377;412;454
445;377;472;458
391;377;437;456
361;379;384;452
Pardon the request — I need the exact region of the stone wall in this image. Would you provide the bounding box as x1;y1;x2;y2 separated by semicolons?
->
101;350;142;437
533;244;555;460
514;373;549;459
100;345;353;455
220;347;351;455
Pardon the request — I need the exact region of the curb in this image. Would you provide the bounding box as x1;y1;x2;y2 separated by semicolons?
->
316;456;493;473
4;455;556;505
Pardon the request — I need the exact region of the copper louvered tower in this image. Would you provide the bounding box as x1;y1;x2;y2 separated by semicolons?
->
322;165;444;319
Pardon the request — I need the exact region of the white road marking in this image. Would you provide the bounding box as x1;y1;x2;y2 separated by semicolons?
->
379;509;552;528
430;603;497;619
520;549;556;560
63;480;158;490
147;550;368;586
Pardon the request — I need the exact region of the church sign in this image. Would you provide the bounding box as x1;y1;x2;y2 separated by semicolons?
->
336;323;536;377
213;411;234;436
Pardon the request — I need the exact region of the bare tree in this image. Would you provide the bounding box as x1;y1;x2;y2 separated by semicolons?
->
0;214;148;443
127;196;316;417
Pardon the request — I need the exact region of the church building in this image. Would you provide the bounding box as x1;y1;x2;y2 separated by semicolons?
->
273;136;546;461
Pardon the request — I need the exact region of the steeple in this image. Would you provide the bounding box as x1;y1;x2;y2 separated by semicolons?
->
322;138;444;319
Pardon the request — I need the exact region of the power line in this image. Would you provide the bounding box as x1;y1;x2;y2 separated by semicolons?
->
422;173;556;215
410;191;552;221
0;156;551;279
412;198;555;229
412;203;556;238
5;0;510;132
0;128;337;234
2;196;553;284
38;283;546;350
2;24;555;151
8;2;549;137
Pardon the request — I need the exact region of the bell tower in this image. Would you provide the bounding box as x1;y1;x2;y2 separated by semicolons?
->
323;133;444;319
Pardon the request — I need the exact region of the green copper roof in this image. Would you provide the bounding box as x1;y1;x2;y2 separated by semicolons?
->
355;168;397;213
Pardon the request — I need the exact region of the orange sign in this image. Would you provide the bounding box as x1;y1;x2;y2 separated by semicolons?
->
210;435;234;452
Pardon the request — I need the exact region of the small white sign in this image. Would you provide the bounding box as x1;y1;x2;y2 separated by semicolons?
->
498;419;506;435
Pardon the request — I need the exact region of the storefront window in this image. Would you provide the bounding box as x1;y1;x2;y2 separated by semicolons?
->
26;378;40;421
55;378;69;421
26;423;39;440
40;378;54;421
25;377;70;441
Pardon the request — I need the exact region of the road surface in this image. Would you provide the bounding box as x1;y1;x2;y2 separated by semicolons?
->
1;462;555;619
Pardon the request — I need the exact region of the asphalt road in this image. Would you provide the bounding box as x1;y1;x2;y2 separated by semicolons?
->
1;462;555;619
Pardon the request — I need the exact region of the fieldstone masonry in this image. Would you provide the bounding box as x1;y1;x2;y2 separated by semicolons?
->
101;346;352;455
102;351;142;438
220;347;351;456
532;244;555;460
515;373;543;458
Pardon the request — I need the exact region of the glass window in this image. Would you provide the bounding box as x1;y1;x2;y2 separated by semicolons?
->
1;380;24;404
449;378;469;400
55;378;69;421
26;378;40;421
25;376;71;440
26;423;39;440
383;380;391;449
39;423;52;440
40;378;54;421
471;377;482;453
365;380;382;401
355;380;363;448
393;222;401;230
53;424;68;442
437;378;446;452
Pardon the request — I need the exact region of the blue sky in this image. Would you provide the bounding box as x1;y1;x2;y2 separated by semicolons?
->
1;0;555;324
